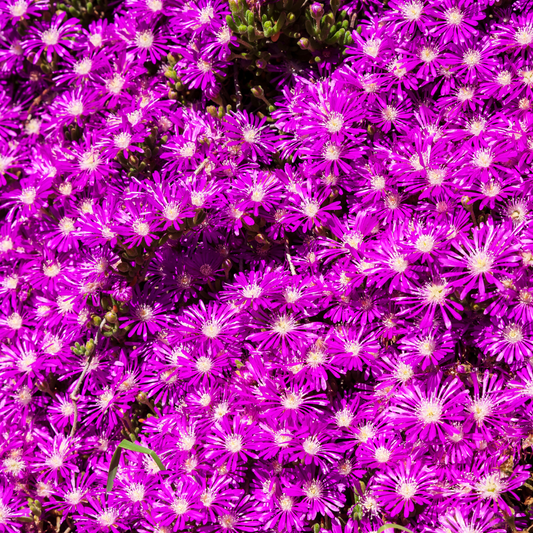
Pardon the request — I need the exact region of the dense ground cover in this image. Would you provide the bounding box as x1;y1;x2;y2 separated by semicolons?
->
2;0;533;531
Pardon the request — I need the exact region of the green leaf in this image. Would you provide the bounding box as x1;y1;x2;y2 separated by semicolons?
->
106;444;123;492
107;440;166;492
377;524;415;533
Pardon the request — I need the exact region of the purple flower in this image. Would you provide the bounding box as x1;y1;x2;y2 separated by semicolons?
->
23;13;80;63
374;459;434;517
390;378;467;443
119;286;172;341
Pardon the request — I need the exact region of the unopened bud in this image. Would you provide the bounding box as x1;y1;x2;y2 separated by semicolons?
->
223;259;232;273
461;196;473;210
85;339;95;356
298;37;310;49
164;68;177;81
251;86;264;98
136;391;149;403
310;2;324;19
105;311;118;324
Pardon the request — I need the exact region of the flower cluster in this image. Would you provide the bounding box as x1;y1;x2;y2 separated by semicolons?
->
1;0;533;532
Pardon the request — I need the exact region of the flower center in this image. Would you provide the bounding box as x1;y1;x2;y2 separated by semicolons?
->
272;315;296;335
397;480;418;500
242;125;261;144
282;392;303;410
218;514;237;529
503;324;524;344
415;234;435;252
463;49;481;68
74;58;93;75
200;491;215;507
400;0;423;21
363;39;380;58
41;28;60;46
114;132;132;149
89;33;103;47
303;201;320;218
279;495;294;511
46;454;64;469
302;436;321;455
242;284;262;299
171;498;189;515
60;402;75;416
418;337;436;356
420;46;438;63
381;105;398;122
390;254;408;273
7;313;22;330
427;168;446;186
125;483;145;503
146;0;162;11
417;399;443;423
475;474;504;500
202;320;221;338
423;282;448;305
472;148;493;168
497;70;512;86
20;187;36;205
98;509;118;527
198;5;214;24
445;7;464;26
468;251;493;275
135;30;154;49
65;490;83;505
457;86;475;102
303;480;323;499
134;304;154;322
375;446;392;463
9;0;28;17
195;356;213;373
469;397;493;423
59;217;76;235
132;220;150;236
324;112;345;133
323;143;341;161
163;202;181;221
516;27;533;46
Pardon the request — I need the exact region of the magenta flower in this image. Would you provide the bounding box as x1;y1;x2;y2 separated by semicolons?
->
390;378;467;443
119;287;172;341
396;278;463;329
23;13;80;63
374;459;434;517
206;416;258;470
443;219;520;299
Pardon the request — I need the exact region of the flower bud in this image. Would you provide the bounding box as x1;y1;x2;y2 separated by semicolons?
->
251;86;264;99
298;37;310;49
85;339;95;356
136;391;148;403
310;2;324;19
105;311;118;324
164;68;177;81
